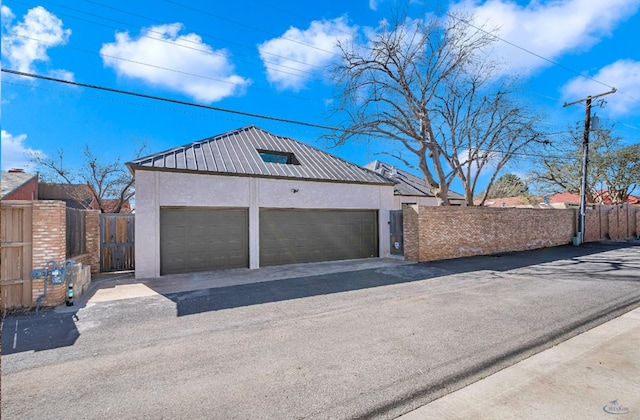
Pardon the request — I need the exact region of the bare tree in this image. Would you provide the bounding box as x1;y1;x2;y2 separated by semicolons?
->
32;142;146;213
329;8;543;205
529;121;639;204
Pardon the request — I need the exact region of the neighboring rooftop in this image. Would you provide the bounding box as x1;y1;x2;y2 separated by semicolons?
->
364;160;465;200
39;182;95;209
475;192;640;208
547;192;581;205
102;198;132;213
476;196;540;208
596;190;640;205
127;126;393;185
1;170;38;199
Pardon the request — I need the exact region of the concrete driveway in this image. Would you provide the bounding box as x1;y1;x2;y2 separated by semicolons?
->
2;242;640;419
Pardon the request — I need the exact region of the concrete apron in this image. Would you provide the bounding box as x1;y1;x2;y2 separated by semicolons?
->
73;258;412;305
400;307;640;420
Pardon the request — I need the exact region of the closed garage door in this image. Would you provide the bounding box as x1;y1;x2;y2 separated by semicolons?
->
160;207;248;275
260;209;378;266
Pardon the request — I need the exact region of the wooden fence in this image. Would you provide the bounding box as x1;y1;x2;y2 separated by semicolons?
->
1;202;34;309
66;207;87;258
100;213;135;272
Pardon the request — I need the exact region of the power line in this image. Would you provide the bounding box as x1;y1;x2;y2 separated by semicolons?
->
10;0;640;108
0;68;616;163
452;13;614;90
0;79;257;124
6;33;239;86
452;13;640;105
1;68;338;131
250;0;357;38
165;0;343;58
7;0;322;80
84;0;328;71
6;65;638;154
3;32;324;104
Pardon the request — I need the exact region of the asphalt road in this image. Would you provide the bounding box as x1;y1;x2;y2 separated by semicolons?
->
2;242;640;419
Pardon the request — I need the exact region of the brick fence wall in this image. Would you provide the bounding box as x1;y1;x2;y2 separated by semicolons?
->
29;201;101;307
32;201;66;270
31;201;68;306
403;206;576;262
73;210;101;274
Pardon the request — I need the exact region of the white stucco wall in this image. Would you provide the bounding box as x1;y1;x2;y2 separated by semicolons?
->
135;170;395;278
394;196;438;208
394;195;466;208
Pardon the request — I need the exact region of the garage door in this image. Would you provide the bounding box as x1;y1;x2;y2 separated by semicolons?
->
259;209;378;266
160;207;248;275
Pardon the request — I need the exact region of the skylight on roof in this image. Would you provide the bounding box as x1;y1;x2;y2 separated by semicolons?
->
258;149;300;165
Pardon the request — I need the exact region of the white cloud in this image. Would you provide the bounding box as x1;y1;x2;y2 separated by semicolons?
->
562;60;640;116
258;17;356;91
369;0;380;11
100;23;250;103
48;68;75;82
457;148;503;174
2;5;15;22
1;6;72;75
1;130;44;171
451;0;640;75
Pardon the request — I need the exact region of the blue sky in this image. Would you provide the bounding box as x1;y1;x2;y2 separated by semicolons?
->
2;0;640;194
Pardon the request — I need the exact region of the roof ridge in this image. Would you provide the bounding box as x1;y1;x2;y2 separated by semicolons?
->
367;159;465;199
126;126;393;185
128;125;260;165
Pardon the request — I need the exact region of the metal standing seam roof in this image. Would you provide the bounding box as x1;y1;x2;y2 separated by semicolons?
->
364;160;465;200
126;126;394;185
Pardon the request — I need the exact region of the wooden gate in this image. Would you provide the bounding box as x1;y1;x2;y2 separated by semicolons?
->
1;202;33;309
100;213;135;272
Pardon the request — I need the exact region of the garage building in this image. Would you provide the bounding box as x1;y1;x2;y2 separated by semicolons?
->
127;126;395;278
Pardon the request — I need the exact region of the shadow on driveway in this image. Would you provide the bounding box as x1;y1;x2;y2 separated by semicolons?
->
1;271;134;356
1;309;80;355
2;242;636;354
160;242;639;317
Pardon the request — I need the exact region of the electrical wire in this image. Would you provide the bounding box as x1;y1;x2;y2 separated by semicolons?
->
84;0;328;71
165;0;343;58
0;79;262;125
1;68;339;131
6;0;322;80
3;32;324;104
4;1;640;151
9;0;640;107
450;13;640;105
5;68;634;161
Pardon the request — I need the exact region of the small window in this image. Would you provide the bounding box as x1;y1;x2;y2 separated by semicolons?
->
258;149;300;165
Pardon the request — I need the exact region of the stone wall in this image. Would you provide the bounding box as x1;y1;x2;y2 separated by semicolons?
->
403;206;576;262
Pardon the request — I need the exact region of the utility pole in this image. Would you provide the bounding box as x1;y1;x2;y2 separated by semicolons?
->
563;88;616;245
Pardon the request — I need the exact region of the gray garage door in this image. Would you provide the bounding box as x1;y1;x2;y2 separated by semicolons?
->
160;207;248;275
260;209;378;266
